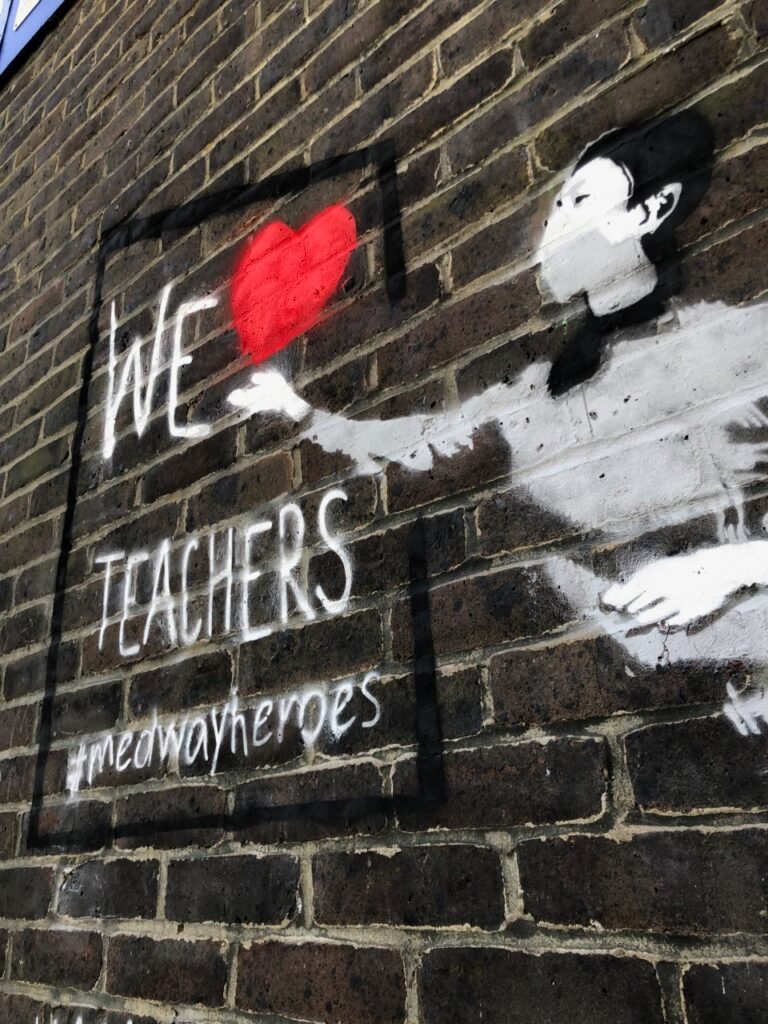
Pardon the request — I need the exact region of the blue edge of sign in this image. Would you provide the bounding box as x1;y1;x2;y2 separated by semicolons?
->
0;0;71;80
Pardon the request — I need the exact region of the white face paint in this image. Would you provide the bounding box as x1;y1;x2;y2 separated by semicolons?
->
538;156;680;316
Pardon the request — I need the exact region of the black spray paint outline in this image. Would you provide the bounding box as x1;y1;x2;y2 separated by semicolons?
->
28;140;446;851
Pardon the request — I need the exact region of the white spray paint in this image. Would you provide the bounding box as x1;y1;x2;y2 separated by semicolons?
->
539;156;682;316
94;490;352;655
229;298;768;735
102;285;213;459
66;674;382;794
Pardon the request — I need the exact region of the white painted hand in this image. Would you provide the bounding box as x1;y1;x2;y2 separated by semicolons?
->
228;370;311;422
723;682;768;736
601;545;751;629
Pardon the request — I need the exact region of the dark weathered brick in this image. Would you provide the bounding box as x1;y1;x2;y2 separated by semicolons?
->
441;0;540;76
58;859;159;918
251;71;356;178
11;928;103;989
166;854;299;924
185;452;293;530
404;148;529;258
303;262;441;373
7;435;70;494
3;640;78;700
310;510;465;599
0;866;54;919
519;830;768;934
26;800;109;855
51;682;122;740
0;519;53;575
752;0;768;44
15;557;58;605
633;0;724;48
490;635;732;727
142;428;237;504
0;994;51;1024
238;608;383;694
384;422;511;514
0;603;50;656
394;739;607;829
684;218;768;306
314;844;504;927
684;962;768;1024
237;941;406;1023
9;280;64;343
0;702;37;750
361;0;485;90
626;716;768;813
0;813;16;859
107;936;227;1006
304;0;413;92
177;18;247;102
128;650;233;718
536;25;740;171
234;762;387;843
378;271;540;387
520;0;632;70
677;141;768;250
261;0;354;95
391;564;571;661
0;748;67;805
421;948;665;1024
115;785;227;850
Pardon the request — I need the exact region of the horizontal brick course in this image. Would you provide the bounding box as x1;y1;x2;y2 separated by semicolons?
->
58;859;159;919
684;961;768;1024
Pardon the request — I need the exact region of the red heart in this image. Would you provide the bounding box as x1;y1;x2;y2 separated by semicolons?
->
230;203;357;365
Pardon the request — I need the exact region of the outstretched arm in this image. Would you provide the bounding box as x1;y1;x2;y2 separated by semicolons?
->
228;368;516;474
601;541;768;629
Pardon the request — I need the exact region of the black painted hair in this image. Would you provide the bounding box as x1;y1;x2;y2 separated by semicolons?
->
574;110;715;264
547;111;715;396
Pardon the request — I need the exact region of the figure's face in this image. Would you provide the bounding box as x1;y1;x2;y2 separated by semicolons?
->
538;156;679;316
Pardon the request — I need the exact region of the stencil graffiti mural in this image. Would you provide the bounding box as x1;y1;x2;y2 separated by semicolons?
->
32;145;447;845
229;112;768;737
36;112;768;848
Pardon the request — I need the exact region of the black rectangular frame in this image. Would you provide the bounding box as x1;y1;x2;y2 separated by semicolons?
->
27;140;445;851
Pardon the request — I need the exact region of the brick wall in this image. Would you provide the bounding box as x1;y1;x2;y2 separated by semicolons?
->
1;0;768;1021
